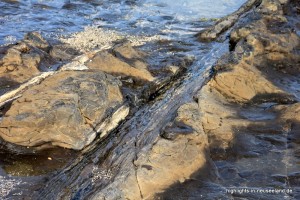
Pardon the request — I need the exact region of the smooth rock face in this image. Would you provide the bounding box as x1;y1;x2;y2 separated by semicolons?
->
86;42;155;82
0;71;123;150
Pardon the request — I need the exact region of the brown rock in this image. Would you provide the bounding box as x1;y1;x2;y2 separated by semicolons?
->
0;71;124;150
113;42;146;61
0;43;41;86
258;0;283;15
196;0;300;168
210;57;285;103
86;43;155;82
24;32;50;52
0;34;58;90
123;103;209;199
197;0;262;42
90;1;300;199
49;44;80;61
112;42;148;70
198;87;250;149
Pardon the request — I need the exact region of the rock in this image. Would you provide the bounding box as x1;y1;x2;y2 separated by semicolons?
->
158;1;300;198
0;34;59;90
197;0;300;141
86;43;155;82
209;0;299;104
197;0;262;42
112;42;149;71
0;43;41;86
0;71;124;150
166;65;180;75
49;44;80;61
209;55;286;103
24;32;50;52
31;0;300;199
198;86;249;149
80;2;300;198
112;42;146;63
258;0;283;15
230;20;267;47
117;103;209;199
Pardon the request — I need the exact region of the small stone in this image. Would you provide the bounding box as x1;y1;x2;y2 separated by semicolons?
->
6;65;15;71
179;178;185;183
167;65;180;74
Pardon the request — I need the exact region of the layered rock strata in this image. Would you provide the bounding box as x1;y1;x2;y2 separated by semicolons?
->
0;34;157;150
159;0;300;199
93;0;300;199
0;32;189;151
0;71;124;150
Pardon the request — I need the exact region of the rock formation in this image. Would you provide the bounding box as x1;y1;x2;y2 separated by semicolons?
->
0;32;79;95
0;71;124;150
0;0;299;199
159;0;300;199
86;42;155;82
0;33;181;151
94;0;300;199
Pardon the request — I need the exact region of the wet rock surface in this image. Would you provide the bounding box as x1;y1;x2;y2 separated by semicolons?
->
86;42;155;82
118;103;210;199
159;0;300;199
0;27;195;153
0;32;79;95
0;0;299;199
0;16;200;198
0;71;124;150
197;0;262;42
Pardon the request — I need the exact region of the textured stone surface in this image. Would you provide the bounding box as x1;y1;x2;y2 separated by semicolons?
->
164;0;300;199
92;102;210;200
0;32;58;91
197;0;262;42
0;0;299;199
197;0;300;148
133;103;209;199
86;43;155;82
0;71;124;150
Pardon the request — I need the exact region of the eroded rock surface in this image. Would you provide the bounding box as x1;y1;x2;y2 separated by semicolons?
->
0;32;78;94
159;0;300;199
86;42;155;82
134;103;209;199
197;0;262;42
1;0;299;199
0;41;44;88
0;71;124;150
92;102;211;200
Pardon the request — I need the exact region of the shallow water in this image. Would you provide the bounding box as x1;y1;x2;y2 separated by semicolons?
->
0;0;246;45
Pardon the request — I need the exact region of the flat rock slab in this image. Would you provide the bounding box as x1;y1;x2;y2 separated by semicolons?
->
0;71;123;150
